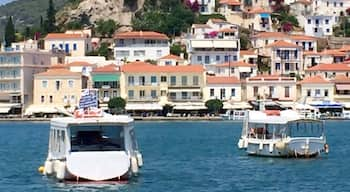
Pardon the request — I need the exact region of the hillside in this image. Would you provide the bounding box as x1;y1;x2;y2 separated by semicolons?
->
0;0;68;34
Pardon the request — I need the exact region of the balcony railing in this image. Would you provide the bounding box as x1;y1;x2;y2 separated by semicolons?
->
128;96;160;102
168;96;202;102
116;43;168;48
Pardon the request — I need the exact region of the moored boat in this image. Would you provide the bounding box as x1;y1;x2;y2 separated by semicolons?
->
237;110;329;157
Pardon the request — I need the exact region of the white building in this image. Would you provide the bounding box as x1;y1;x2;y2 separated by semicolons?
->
214;61;257;79
196;0;216;15
205;76;241;101
312;0;349;19
114;31;170;63
304;15;335;37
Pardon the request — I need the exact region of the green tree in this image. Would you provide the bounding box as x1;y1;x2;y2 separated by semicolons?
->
4;16;15;47
108;97;126;114
98;42;110;59
45;0;57;33
170;44;182;56
66;20;83;30
96;19;118;37
162;104;173;116
194;14;226;24
205;99;223;115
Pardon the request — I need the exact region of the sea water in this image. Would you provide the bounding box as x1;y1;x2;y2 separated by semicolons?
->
0;120;348;192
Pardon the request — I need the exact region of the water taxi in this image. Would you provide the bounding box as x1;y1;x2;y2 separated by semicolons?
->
237;110;329;157
42;110;143;181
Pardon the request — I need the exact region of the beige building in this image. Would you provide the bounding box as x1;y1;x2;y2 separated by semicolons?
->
298;75;334;103
245;75;297;101
205;76;241;102
27;65;87;116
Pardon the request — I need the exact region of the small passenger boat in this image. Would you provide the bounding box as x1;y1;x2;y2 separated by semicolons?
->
237;110;329;157
42;90;142;181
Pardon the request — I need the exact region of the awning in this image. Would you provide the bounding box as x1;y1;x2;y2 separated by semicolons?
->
223;102;252;109
0;103;21;113
168;89;201;93
173;103;206;110
125;103;162;111
191;40;213;48
92;74;120;82
309;101;343;108
336;84;350;90
24;105;68;115
213;41;237;48
238;67;251;73
260;13;270;18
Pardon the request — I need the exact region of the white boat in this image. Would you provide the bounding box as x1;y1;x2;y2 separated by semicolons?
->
42;110;143;181
237;110;329;157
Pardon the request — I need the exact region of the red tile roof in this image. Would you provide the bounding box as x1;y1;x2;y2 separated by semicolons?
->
207;76;240;84
244;7;271;14
219;0;241;5
160;54;183;60
36;68;81;76
252;32;316;41
240;50;256;56
216;61;256;67
121;61;204;73
295;0;312;5
320;49;346;56
339;45;350;52
290;34;317;41
298;75;330;84
114;31;168;40
45;33;86;39
306;63;350;71
218;28;236;33
303;51;322;56
66;61;94;67
266;40;301;48
333;74;350;83
93;64;121;73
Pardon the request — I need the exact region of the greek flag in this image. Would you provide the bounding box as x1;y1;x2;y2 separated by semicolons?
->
79;89;98;109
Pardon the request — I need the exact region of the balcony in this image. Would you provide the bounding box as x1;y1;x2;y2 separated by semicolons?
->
128;96;159;102
115;43;168;48
168;96;203;102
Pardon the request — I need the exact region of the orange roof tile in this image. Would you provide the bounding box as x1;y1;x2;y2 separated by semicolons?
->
320;49;347;56
306;63;350;71
218;28;236;33
298;75;330;84
248;75;295;81
295;0;312;5
266;40;301;48
114;31;168;40
333;74;350;83
160;54;183;60
303;51;322;56
290;34;317;41
216;61;256;67
240;50;256;56
252;32;316;41
121;61;204;73
219;0;241;5
207;76;240;84
66;61;94;67
339;45;350;52
244;7;271;14
45;33;86;39
93;64;121;73
36;68;81;76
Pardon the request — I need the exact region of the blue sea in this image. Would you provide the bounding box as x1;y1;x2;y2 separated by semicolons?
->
0;120;349;192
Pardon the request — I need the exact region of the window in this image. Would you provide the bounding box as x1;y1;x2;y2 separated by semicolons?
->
265;40;268;45
269;86;274;98
333;2;336;7
68;80;74;88
307;89;311;97
253;86;259;97
314;28;318;33
156;50;162;57
220;88;226;99
204;56;210;64
134;50;145;57
128;90;134;99
193;76;199;86
161;76;167;82
326;28;330;33
210;88;214;97
284;86;290;98
41;80;48;88
116;51;130;57
224;55;229;62
197;56;202;62
181;92;188;99
55;81;60;91
71;95;75;102
325;89;329;97
151;90;157;98
139;90;145;98
170;76;176;86
233;55;237;61
340;2;343;7
161;90;167;96
49;95;53;103
216;55;220;61
165;61;172;65
128;76;134;85
294;50;298;59
315;19;319;25
307;19;311;24
285;63;290;71
325;19;329;24
139;76;145;85
275;63;281;70
230;67;235;74
41;96;45;103
231;88;235;97
151;76;157;84
181;76;187;86
73;43;77;51
315;89;321;96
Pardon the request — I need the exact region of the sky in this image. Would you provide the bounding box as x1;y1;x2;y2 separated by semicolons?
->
0;0;13;5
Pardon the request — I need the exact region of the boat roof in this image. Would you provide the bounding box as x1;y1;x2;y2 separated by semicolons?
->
50;114;134;128
248;110;303;124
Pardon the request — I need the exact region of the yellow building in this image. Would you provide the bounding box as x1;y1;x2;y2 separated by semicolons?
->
120;61;206;113
26;65;87;116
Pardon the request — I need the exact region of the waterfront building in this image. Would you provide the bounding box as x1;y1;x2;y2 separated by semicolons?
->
205;76;241;101
120;61;206;114
44;33;92;57
305;63;350;79
27;65;87;116
0;48;60;115
266;40;303;76
91;64;121;110
186;20;240;67
298;75;334;103
157;54;185;66
332;74;350;103
66;61;96;76
114;31;170;64
244;75;297;102
213;61;257;80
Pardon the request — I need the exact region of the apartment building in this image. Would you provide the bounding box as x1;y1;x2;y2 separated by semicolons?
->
205;76;241;101
44;33;92;56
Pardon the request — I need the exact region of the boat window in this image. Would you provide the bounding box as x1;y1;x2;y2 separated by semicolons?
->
70;125;125;152
287;121;323;137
